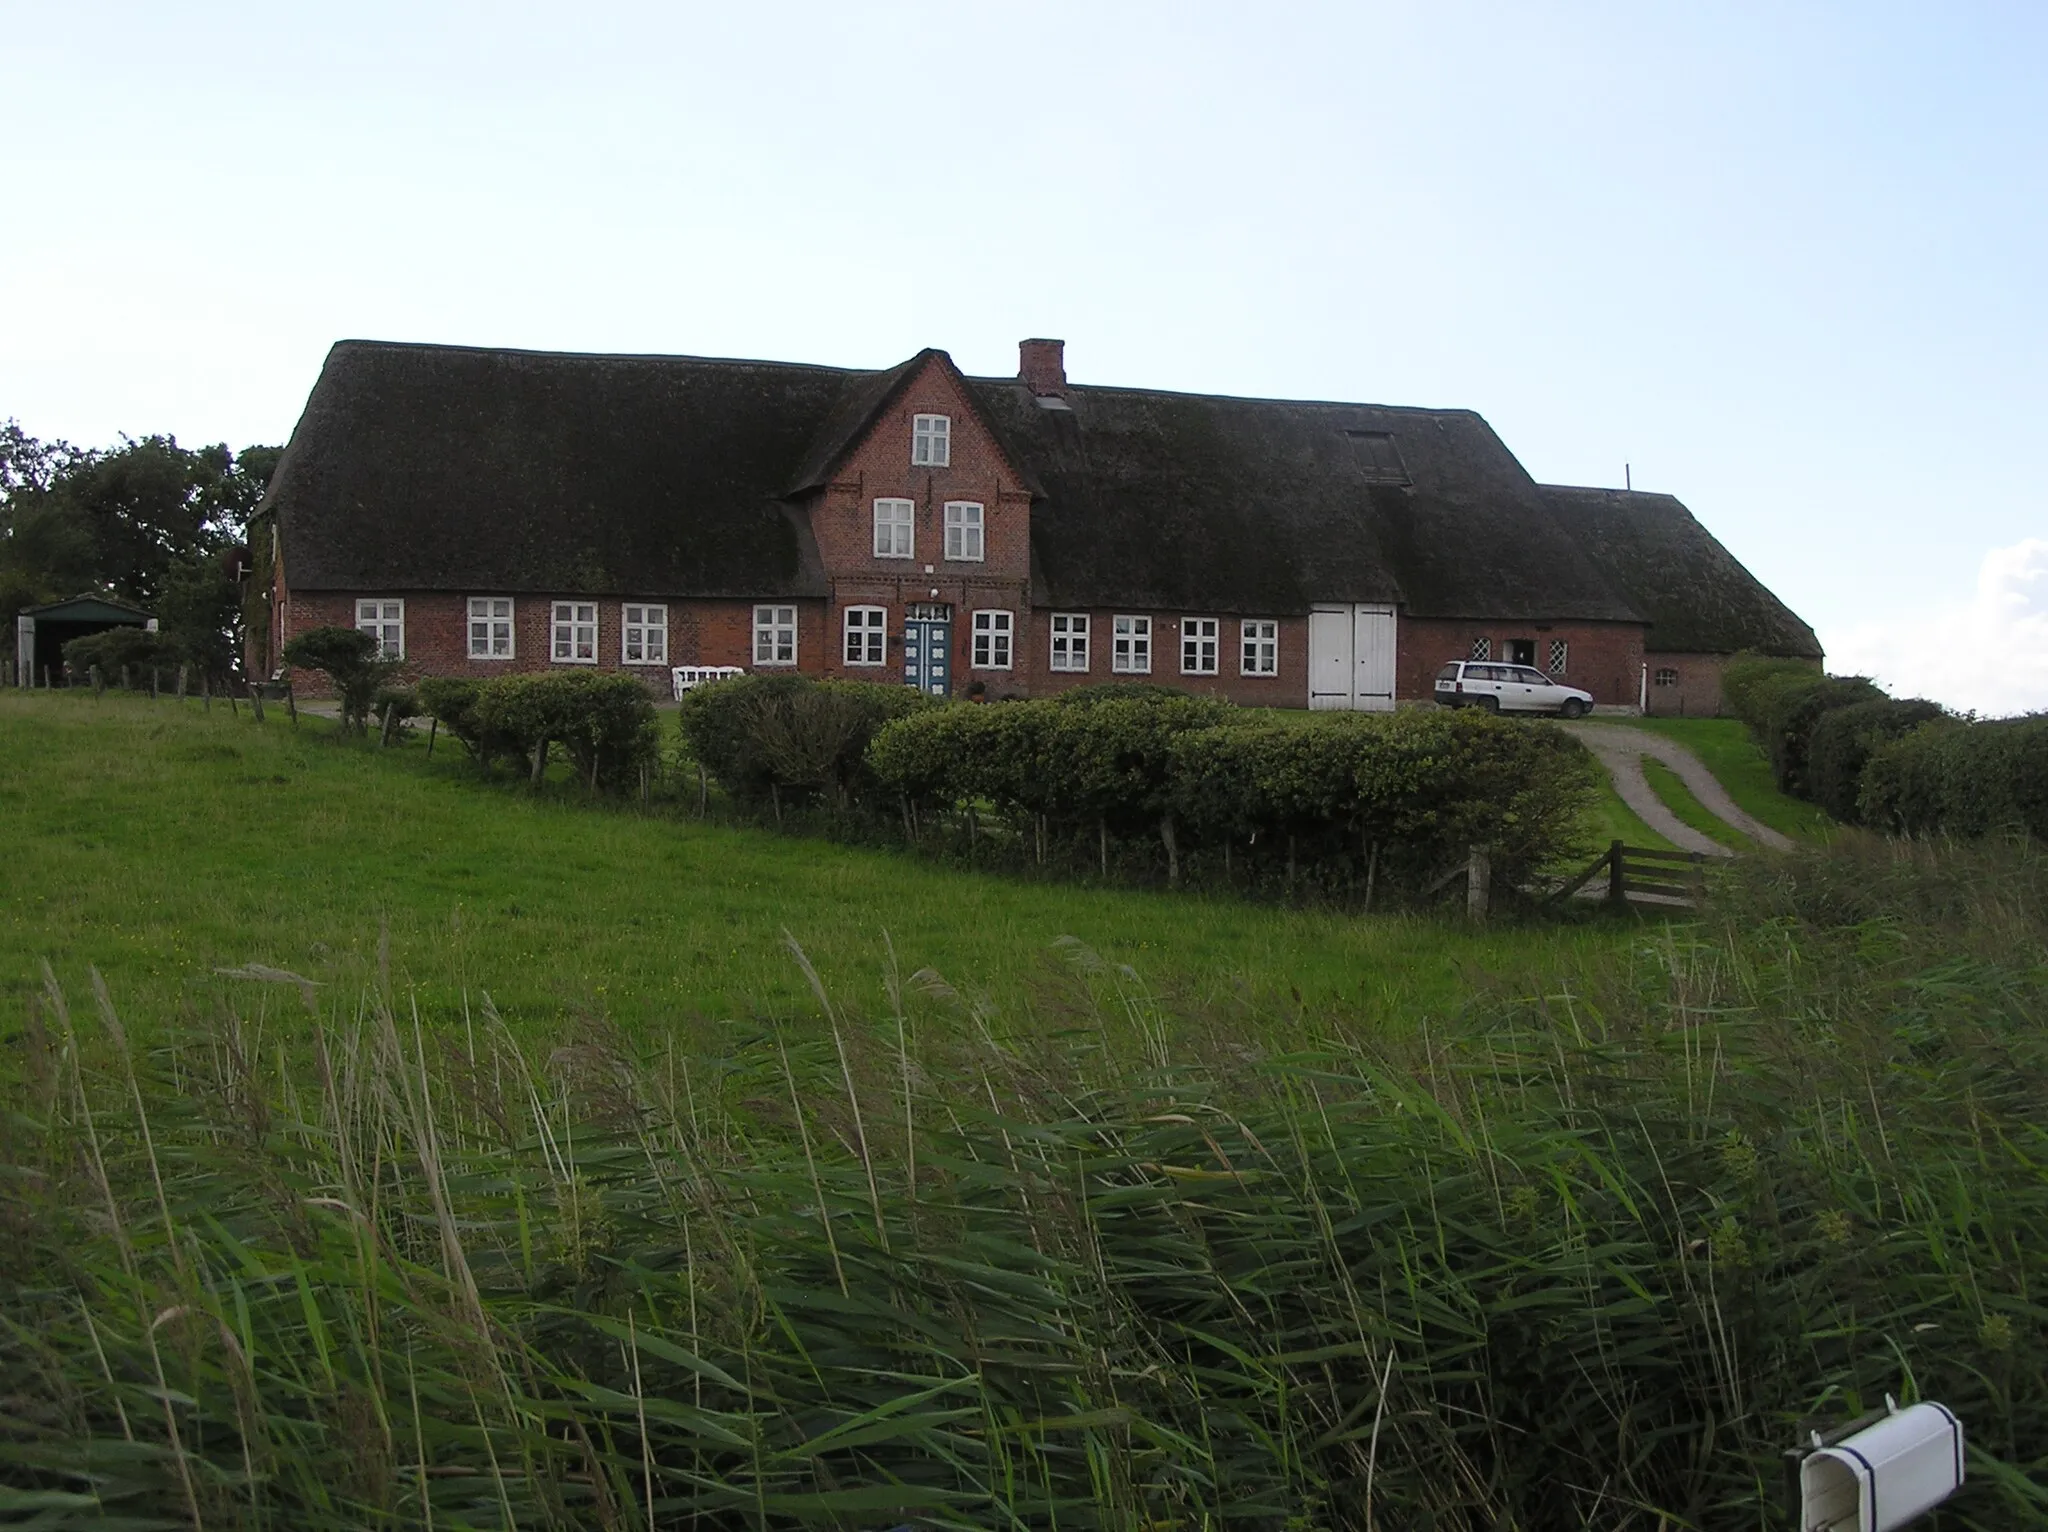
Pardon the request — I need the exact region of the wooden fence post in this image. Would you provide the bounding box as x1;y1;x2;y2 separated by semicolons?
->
1466;846;1491;921
425;716;436;756
1608;839;1626;905
176;665;188;701
90;666;104;699
150;668;159;699
248;684;266;724
202;673;211;712
120;664;131;692
285;684;297;726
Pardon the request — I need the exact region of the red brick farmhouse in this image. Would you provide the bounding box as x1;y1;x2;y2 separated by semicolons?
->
253;338;1818;713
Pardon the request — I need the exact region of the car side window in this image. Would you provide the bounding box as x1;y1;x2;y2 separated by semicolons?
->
1520;668;1549;684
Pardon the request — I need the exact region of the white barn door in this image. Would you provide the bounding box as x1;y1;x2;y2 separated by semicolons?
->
1308;603;1398;711
1352;603;1397;711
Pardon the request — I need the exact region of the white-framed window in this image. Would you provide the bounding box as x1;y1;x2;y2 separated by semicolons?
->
1112;615;1152;674
1241;619;1278;676
552;601;598;664
971;609;1012;670
1548;639;1570;675
943;502;984;562
355;598;404;659
844;605;886;665
468;597;515;659
911;414;951;467
621;604;667;666
1470;636;1491;662
873;498;914;558
1180;617;1219;675
754;605;797;666
1050;613;1090;672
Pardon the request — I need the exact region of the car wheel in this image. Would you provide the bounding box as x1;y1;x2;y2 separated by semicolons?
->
1560;698;1586;719
1477;695;1500;714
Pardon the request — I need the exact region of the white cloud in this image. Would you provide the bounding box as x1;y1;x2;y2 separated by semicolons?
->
1825;539;2048;718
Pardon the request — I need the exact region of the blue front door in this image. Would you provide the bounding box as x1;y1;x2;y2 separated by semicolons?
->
903;616;951;696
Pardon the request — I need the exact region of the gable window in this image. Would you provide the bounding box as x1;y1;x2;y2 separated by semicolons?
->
622;604;667;665
1112;615;1152;674
844;605;886;665
552;601;598;664
1469;637;1491;662
971;609;1012;670
1655;667;1679;687
355;598;404;660
1343;429;1412;486
911;414;951;467
753;605;797;666
1050;613;1090;672
1181;617;1219;675
873;498;914;559
468;597;515;659
1548;639;1569;675
1241;619;1278;676
944;501;984;561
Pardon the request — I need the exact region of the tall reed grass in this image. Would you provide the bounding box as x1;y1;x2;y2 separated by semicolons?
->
4;836;2046;1528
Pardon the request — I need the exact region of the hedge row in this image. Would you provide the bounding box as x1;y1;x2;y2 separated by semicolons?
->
1861;714;2048;839
676;673;935;808
60;626;185;681
1721;654;2048;840
419;671;659;791
866;696;1597;892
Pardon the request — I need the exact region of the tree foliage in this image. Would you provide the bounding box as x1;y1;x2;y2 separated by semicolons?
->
282;626;394;734
1;421;279;676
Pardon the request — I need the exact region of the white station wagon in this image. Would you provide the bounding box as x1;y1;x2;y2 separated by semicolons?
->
1435;660;1593;718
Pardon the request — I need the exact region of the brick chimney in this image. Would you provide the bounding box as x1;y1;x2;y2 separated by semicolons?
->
1019;337;1067;397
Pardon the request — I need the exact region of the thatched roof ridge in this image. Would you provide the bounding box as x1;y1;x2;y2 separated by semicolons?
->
1540;484;1821;658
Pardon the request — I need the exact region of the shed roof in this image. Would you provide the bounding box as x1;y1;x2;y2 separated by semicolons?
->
20;595;155;623
1538;485;1822;658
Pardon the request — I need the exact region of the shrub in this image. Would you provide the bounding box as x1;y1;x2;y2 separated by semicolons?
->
61;626;176;681
1051;680;1202;708
1719;654;1821;730
679;674;930;808
418;677;523;773
473;671;659;791
282;626;395;734
1861;713;2048;840
1749;671;1883;797
1805;697;1948;824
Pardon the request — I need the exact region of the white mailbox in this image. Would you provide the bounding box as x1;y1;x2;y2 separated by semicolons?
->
1799;1398;1963;1531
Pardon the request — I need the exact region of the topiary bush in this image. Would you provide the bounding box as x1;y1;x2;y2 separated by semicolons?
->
418;677;524;774
1805;697;1949;824
281;626;395;734
473;671;660;792
678;674;931;809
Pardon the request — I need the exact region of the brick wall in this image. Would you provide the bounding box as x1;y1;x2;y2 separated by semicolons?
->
1641;651;1797;717
809;355;1034;695
1021;609;1309;705
278;591;830;696
1398;617;1646;707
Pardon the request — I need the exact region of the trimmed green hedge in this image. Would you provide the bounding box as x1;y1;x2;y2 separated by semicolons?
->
1804;697;1948;824
1860;714;2048;840
868;695;1597;898
419;671;658;790
61;626;178;681
677;673;933;807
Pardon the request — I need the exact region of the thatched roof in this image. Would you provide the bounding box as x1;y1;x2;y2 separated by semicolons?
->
266;341;1809;650
1539;485;1822;658
271;342;837;599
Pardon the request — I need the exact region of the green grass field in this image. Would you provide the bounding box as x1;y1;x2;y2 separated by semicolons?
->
0;691;1642;1045
1620;716;1835;839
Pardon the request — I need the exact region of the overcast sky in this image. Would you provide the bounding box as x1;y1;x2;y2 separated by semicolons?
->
7;1;2044;713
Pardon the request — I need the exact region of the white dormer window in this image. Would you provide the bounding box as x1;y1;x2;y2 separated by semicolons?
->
943;502;984;561
874;498;914;558
912;414;950;467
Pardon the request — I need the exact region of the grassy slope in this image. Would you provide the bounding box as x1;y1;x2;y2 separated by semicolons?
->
0;692;1637;1044
1621;717;1835;840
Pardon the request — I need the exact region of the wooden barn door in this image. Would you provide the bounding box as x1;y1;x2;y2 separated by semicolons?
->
1309;603;1398;710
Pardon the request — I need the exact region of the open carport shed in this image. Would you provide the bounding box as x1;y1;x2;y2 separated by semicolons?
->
14;595;156;687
